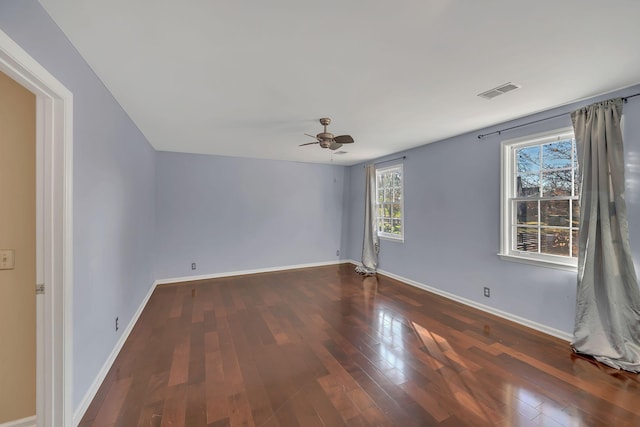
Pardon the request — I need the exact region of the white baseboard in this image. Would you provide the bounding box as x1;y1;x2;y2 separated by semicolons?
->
376;267;572;342
155;259;350;285
72;280;157;426
0;416;36;427
346;260;572;342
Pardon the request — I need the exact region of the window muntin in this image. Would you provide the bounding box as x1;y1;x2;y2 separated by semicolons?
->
501;128;578;269
376;164;404;241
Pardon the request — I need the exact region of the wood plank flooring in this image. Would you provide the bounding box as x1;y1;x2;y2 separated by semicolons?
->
79;264;640;426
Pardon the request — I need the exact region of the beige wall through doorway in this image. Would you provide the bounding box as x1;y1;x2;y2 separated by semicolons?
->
0;70;36;423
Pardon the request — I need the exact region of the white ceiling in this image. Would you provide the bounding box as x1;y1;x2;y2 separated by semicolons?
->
39;0;640;165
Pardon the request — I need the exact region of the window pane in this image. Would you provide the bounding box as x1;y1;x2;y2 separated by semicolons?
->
540;228;570;256
542;140;572;169
392;219;401;234
382;173;390;188
393;188;401;202
383;204;391;218
377;174;383;188
517;146;540;172
542;170;572;196
516;201;538;225
572;200;580;227
393;172;402;187
382;219;392;233
515;227;538;253
572;230;578;258
517;174;540;197
540;200;570;227
377;206;384;219
384;188;393;202
574;168;580;196
378;190;384;203
392;203;401;218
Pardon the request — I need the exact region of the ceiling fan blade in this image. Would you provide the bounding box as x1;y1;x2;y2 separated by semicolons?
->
299;141;319;147
334;135;354;144
329;142;343;150
304;133;320;141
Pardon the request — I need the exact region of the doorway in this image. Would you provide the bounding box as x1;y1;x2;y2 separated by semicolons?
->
0;30;73;427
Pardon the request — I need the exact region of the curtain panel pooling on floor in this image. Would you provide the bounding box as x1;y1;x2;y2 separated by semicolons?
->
356;164;379;275
571;98;640;372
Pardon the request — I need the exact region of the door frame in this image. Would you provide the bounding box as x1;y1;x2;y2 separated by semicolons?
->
0;30;73;426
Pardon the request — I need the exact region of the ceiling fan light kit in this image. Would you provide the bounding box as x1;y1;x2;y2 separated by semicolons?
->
299;117;355;151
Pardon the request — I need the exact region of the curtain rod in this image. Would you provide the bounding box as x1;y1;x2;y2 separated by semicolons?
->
365;155;406;167
477;92;640;140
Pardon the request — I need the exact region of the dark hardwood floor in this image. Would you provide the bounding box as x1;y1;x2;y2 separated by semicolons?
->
79;264;640;426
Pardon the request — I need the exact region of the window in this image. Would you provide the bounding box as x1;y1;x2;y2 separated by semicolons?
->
500;128;578;269
376;164;404;241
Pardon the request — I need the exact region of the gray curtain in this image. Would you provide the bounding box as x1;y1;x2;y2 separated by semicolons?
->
571;98;640;372
355;164;379;275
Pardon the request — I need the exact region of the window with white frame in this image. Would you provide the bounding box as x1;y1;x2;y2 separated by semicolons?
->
500;128;579;269
376;164;404;241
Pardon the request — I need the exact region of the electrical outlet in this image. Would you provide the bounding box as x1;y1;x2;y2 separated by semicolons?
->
191;262;196;270
483;287;490;298
336;250;340;257
115;316;119;332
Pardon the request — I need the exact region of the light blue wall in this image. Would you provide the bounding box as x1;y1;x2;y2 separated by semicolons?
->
4;0;640;416
345;84;640;335
155;152;344;278
0;0;157;410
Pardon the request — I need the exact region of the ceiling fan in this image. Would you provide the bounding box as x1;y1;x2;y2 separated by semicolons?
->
299;118;355;150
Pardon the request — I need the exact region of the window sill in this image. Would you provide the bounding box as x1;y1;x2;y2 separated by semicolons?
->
498;253;577;272
378;235;404;243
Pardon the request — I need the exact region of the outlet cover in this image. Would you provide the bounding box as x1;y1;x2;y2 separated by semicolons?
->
191;263;196;270
483;287;490;298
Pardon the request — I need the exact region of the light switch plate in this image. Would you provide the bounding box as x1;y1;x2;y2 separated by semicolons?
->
0;249;15;270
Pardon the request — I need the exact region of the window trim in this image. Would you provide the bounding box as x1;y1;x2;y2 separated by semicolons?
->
376;163;404;242
499;127;578;271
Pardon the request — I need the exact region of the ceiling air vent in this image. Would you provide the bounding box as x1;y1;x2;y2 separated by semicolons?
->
334;151;348;155
478;82;521;100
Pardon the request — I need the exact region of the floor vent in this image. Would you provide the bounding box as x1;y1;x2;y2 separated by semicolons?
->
478;82;521;99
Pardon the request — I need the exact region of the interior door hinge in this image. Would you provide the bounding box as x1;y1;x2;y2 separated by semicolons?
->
36;283;45;295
